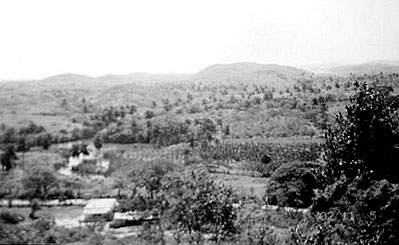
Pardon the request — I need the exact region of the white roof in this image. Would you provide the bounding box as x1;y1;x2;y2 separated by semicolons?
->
83;198;117;215
114;211;142;221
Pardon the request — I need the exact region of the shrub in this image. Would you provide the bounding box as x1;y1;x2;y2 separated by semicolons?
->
0;211;24;224
291;178;399;244
265;161;324;208
71;159;98;175
0;219;94;244
117;195;147;212
165;172;238;243
144;110;155;119
22;168;58;200
187;104;202;114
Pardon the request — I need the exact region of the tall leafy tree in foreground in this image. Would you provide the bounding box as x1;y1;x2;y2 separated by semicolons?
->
291;82;399;244
324;82;399;183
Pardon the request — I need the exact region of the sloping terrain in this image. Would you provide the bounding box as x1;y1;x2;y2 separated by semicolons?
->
305;61;399;75
1;61;397;134
195;62;307;89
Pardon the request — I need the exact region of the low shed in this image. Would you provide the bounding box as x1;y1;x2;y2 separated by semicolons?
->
83;198;117;222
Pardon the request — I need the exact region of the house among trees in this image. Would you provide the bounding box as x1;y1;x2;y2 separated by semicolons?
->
82;198;118;222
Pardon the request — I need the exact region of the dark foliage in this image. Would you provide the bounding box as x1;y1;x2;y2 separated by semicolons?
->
265;161;324;208
202;141;322;176
71;159;98;175
0;218;94;244
1;144;18;171
22;168;58;200
0;211;24;224
291;83;399;244
324;82;399;183
292;178;399;244
164;173;238;242
93;133;103;150
70;143;90;158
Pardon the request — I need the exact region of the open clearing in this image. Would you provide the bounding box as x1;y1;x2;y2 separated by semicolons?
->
213;173;268;198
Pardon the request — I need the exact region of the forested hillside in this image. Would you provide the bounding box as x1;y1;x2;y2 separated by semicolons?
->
1;63;399;244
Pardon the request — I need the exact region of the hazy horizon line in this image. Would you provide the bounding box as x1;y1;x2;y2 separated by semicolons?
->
1;59;399;82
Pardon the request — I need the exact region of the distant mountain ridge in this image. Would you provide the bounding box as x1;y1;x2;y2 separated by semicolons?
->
36;62;305;85
3;61;399;87
195;62;306;80
304;60;399;75
1;62;307;91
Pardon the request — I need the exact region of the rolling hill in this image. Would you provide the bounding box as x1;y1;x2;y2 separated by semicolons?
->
194;62;308;89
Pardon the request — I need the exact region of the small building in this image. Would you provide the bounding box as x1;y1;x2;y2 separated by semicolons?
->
110;211;160;228
110;211;143;228
83;198;118;222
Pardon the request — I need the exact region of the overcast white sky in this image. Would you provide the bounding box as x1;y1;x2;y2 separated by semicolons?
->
0;0;398;79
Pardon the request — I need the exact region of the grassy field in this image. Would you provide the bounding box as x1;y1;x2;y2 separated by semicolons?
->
0;113;83;134
212;173;268;198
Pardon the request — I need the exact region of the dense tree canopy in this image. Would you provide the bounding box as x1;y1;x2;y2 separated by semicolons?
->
292;82;399;244
324;82;399;183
